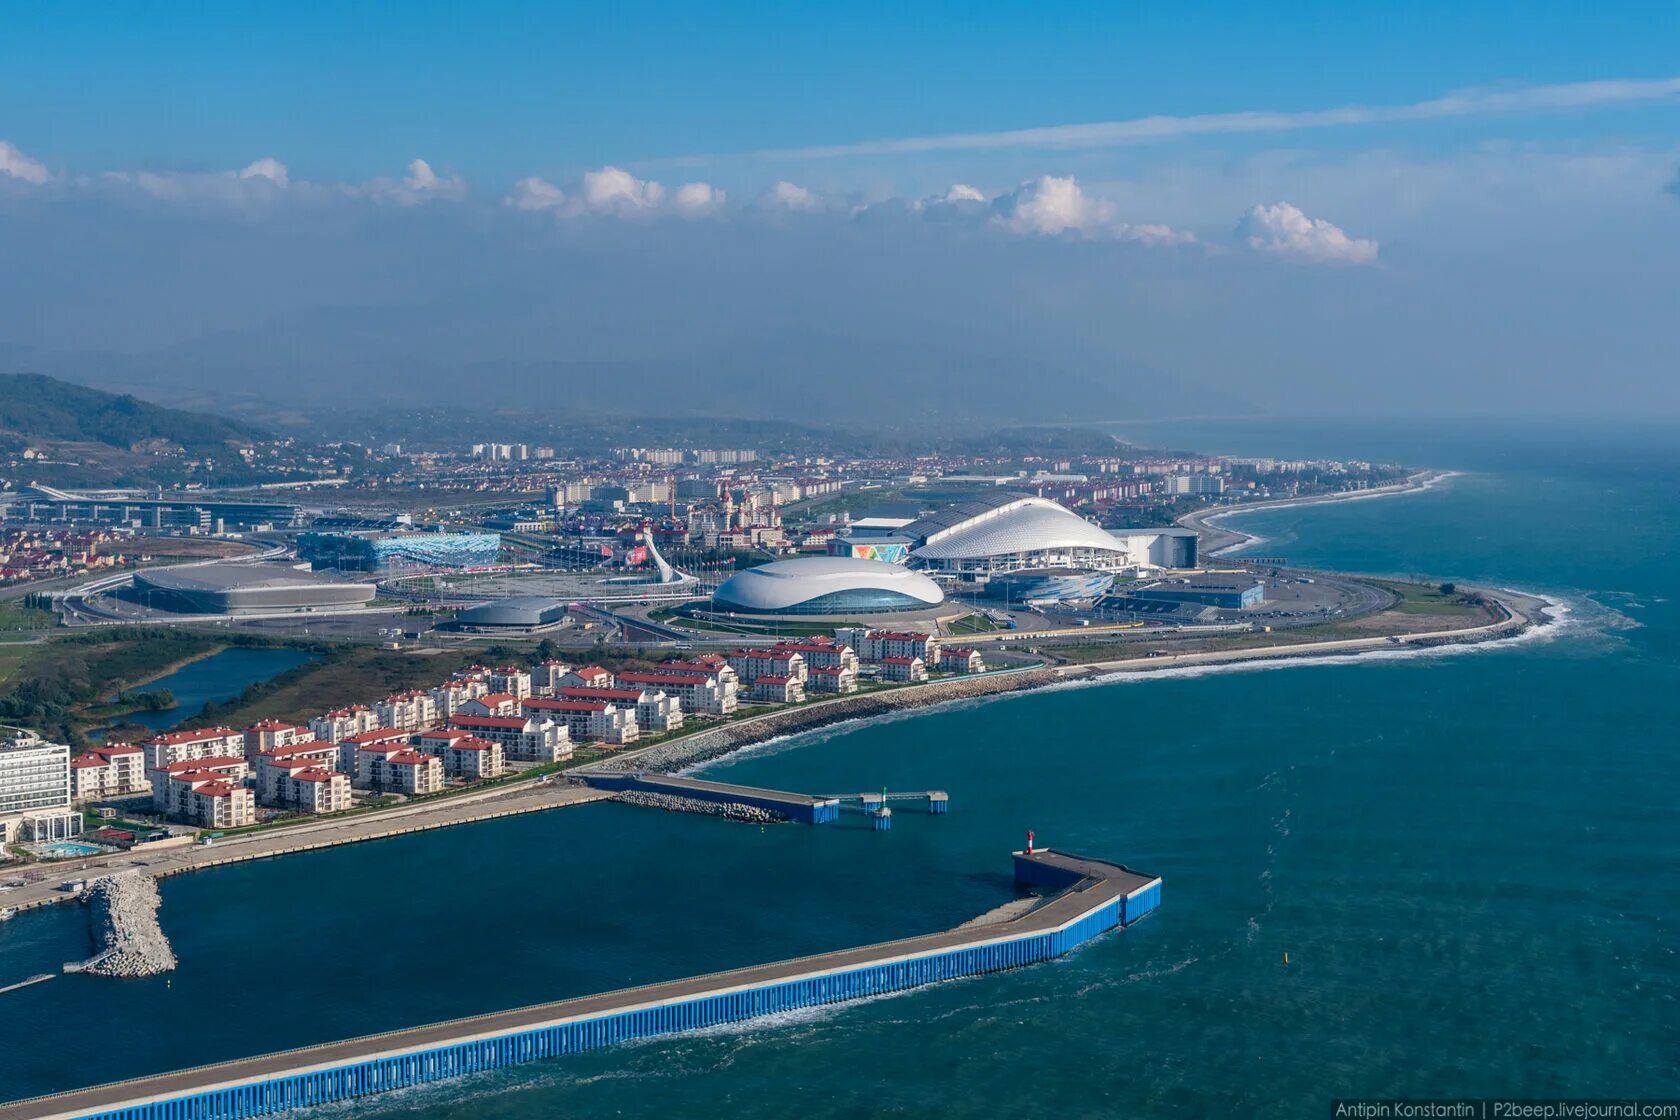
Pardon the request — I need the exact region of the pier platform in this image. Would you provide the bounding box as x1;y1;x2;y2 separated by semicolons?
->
583;772;842;823
0;851;1160;1120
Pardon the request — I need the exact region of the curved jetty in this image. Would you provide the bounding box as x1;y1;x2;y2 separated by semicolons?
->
0;849;1159;1120
71;874;176;979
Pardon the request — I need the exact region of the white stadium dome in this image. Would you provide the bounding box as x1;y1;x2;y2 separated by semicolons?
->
910;496;1126;561
894;493;1196;578
712;557;945;616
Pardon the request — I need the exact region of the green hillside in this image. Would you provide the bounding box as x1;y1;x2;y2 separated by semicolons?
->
0;373;261;450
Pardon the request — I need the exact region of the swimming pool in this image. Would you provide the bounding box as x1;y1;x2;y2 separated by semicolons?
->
29;841;108;859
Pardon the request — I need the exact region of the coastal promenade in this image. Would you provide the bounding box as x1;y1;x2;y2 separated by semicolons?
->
0;782;611;914
0;850;1162;1120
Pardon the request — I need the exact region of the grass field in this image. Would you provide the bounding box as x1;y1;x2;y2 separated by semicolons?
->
947;612;1002;635
0;600;57;632
1369;580;1486;617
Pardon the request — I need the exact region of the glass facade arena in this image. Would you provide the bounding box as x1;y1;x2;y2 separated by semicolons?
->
300;532;503;572
714;588;931;615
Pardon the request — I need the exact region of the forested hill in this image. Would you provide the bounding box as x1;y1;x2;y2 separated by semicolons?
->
0;373;260;450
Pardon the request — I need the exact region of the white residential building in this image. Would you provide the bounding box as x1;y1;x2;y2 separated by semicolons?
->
443;715;571;763
242;720;313;760
0;731;76;844
749;675;805;704
529;659;571;695
487;667;532;699
70;744;150;801
272;768;352;814
616;670;734;717
309;706;380;743
141;728;245;775
836;629;942;665
878;655;927;683
376;691;439;732
726;648;807;685
457;692;519;718
434;736;505;781
807;665;858;694
337;727;413;776
521;698;639;745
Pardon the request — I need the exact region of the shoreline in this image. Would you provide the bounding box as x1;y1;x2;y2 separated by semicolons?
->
587;580;1554;779
0;580;1558;918
1179;469;1458;558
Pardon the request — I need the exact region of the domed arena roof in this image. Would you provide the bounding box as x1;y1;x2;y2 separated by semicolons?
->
712;557;944;616
909;496;1125;560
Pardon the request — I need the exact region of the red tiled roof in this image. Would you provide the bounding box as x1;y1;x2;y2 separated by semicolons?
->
344;728;412;745
619;671;706;686
160;756;246;774
558;687;644;702
524;699;609;713
387;750;437;766
145;727;239;746
570;666;611;679
244;719;305;733
292;768;340;783
447;716;529;730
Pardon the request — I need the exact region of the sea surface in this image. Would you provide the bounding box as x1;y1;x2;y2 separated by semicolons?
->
3;421;1676;1117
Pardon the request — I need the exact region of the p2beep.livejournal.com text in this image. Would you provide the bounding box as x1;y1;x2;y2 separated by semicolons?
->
1334;1103;1680;1119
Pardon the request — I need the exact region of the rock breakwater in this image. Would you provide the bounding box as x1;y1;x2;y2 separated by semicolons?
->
79;873;177;978
612;791;787;823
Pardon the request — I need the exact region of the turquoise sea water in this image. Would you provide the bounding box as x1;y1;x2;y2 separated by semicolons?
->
2;423;1676;1116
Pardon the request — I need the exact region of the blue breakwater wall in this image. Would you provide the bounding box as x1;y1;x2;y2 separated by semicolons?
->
55;887;1157;1120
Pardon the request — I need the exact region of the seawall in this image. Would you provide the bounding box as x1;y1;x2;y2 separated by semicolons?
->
0;851;1160;1120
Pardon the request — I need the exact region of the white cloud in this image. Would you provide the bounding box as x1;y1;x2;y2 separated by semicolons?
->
358;158;466;205
581;166;665;213
1238;202;1377;264
737;75;1680;160
942;183;986;203
993;175;1113;235
673;181;726;216
506;176;567;211
238;157;289;187
1114;222;1199;247
0;140;52;184
759;180;824;212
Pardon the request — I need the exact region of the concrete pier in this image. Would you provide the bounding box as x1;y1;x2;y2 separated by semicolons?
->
0;851;1160;1120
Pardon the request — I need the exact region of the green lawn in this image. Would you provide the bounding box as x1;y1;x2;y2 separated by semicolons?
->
0;601;57;632
947;613;1001;635
1371;580;1484;617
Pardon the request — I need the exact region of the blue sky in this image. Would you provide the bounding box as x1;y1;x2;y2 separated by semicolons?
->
5;1;1677;182
1;3;1678;422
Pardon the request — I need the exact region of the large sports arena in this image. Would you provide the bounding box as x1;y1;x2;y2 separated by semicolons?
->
844;492;1197;585
134;564;377;614
711;557;945;617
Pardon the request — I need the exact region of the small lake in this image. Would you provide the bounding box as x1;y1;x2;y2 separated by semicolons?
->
109;646;314;733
